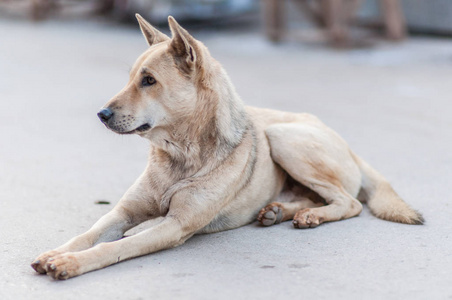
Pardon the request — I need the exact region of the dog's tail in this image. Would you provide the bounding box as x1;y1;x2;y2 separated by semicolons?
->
354;154;424;225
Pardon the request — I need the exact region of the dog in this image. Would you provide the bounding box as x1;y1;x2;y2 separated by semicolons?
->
31;14;423;280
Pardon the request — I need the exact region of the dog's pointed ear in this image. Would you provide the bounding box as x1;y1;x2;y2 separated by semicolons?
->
136;14;169;46
168;16;197;70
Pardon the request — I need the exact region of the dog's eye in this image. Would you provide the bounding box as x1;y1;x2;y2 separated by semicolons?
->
142;76;156;87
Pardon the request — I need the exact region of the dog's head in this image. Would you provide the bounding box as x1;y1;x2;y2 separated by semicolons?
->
98;15;210;138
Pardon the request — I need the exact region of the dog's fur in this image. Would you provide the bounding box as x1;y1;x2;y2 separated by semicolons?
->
31;15;423;280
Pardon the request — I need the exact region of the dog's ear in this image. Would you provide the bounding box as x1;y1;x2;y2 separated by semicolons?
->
168;16;197;72
136;14;169;46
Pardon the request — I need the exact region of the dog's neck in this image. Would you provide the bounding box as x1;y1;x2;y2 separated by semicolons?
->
207;65;249;154
150;62;249;177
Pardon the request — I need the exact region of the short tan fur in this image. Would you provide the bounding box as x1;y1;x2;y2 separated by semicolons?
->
31;15;423;280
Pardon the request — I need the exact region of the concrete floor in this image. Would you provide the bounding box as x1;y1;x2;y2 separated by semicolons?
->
1;18;451;300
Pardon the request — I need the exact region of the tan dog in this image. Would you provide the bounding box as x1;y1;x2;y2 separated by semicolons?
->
31;15;423;280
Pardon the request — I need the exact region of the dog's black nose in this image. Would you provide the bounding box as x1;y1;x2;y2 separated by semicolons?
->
97;108;113;123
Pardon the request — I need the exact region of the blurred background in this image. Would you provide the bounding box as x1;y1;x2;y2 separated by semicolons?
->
2;0;452;43
1;1;452;299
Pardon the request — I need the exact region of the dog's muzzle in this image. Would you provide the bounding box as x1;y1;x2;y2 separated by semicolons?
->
97;107;151;134
97;108;113;124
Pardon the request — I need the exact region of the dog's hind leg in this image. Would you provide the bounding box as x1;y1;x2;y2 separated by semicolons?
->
265;121;363;228
257;197;324;226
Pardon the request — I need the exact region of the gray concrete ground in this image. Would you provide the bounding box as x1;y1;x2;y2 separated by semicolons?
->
1;18;451;300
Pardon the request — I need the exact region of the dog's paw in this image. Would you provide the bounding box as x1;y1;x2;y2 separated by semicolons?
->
293;208;323;229
257;203;283;226
44;253;80;280
31;250;63;274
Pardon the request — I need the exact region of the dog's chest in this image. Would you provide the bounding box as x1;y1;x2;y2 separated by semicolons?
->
146;154;201;213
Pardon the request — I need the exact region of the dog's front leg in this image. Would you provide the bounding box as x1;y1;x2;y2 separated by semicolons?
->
31;205;147;275
31;172;159;275
42;189;223;280
43;216;189;279
31;206;141;274
31;173;156;275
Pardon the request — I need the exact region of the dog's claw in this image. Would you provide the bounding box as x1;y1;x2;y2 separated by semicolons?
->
31;260;46;274
31;250;64;274
59;271;68;280
31;260;40;269
31;260;48;274
50;264;56;270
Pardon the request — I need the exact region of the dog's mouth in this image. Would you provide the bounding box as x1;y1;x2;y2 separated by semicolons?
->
135;123;151;132
111;123;152;135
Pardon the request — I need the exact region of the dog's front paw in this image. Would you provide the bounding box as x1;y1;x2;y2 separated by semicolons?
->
257;203;283;226
31;250;63;274
44;253;80;280
293;208;323;229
